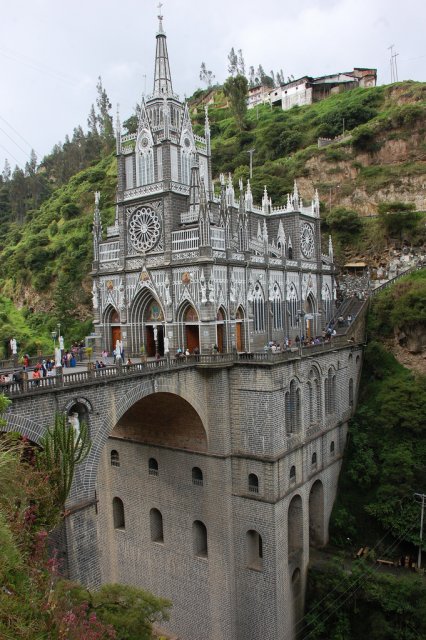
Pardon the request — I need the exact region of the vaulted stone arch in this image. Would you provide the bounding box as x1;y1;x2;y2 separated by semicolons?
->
81;372;209;500
3;412;45;444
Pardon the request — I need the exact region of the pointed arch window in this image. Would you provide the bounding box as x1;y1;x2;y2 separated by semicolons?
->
136;131;154;187
308;369;320;424
325;368;336;415
322;284;332;325
286;380;301;434
271;283;283;330
288;284;298;329
253;283;265;332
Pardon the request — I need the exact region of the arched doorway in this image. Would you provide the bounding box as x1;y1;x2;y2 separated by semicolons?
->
104;306;120;353
304;293;317;339
180;305;199;354
145;300;164;357
216;307;226;353
235;307;245;352
129;290;165;356
309;480;325;547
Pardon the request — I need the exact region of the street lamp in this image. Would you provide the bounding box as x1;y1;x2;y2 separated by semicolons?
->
247;148;255;180
298;310;306;356
51;330;57;352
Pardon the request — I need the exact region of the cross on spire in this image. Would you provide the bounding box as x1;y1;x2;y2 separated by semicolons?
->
157;2;164;33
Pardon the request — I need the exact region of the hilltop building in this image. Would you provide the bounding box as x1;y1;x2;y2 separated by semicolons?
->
249;68;377;110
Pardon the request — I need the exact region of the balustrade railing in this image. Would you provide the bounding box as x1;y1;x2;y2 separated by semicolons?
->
0;338;361;399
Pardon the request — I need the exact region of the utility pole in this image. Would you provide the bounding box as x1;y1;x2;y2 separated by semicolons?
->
388;44;395;83
247;148;255;179
393;51;399;82
415;493;426;569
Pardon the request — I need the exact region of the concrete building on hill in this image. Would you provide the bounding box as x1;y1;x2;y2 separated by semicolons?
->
263;68;377;111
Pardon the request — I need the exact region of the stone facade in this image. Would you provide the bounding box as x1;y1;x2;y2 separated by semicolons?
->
3;344;363;640
91;15;336;361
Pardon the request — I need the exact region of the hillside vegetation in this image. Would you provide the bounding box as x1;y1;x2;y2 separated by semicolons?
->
304;269;426;640
0;82;425;356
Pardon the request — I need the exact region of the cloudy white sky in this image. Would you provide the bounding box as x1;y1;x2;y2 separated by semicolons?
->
1;0;425;171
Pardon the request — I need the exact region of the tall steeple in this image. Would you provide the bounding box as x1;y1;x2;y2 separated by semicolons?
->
153;4;174;97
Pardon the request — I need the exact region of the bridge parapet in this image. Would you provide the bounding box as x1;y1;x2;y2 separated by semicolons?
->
1;337;362;399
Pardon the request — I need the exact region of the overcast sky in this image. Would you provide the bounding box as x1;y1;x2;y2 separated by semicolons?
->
1;0;425;171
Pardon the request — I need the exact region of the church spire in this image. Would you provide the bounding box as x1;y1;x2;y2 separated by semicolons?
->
153;3;173;97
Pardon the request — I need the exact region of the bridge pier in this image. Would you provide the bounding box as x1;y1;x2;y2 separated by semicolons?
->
2;346;362;640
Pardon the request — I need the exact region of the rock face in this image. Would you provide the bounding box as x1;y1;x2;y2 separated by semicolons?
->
396;323;426;354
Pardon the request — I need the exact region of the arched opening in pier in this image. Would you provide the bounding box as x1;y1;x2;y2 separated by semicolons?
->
309;480;325;547
288;494;303;557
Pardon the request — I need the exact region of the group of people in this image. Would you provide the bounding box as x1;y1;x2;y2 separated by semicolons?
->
175;346;200;360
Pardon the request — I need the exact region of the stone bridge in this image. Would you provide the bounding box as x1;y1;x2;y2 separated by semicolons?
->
2;335;364;640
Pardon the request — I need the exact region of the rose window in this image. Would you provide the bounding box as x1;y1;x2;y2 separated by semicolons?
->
300;223;315;258
129;207;161;252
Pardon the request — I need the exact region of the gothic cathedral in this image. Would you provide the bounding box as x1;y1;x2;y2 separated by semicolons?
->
92;14;336;358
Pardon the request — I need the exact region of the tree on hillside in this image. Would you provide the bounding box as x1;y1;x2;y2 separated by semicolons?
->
248;65;256;87
227;47;238;76
2;159;11;182
237;49;246;77
377;201;420;242
9;166;26;224
324;207;362;243
87;104;99;137
96;76;114;152
199;62;215;88
223;74;249;130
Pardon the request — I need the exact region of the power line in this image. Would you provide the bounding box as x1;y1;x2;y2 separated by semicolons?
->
0;125;34;160
0;142;21;166
300;521;418;640
0;44;79;87
0;115;38;154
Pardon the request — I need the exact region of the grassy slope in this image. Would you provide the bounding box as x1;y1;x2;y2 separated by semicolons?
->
193;81;426;206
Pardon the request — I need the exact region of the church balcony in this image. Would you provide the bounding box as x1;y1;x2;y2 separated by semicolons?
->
106;225;119;239
180;211;198;224
99;241;120;262
123;182;164;201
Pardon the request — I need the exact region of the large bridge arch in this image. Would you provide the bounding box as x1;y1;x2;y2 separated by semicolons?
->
3;412;44;444
81;373;209;500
